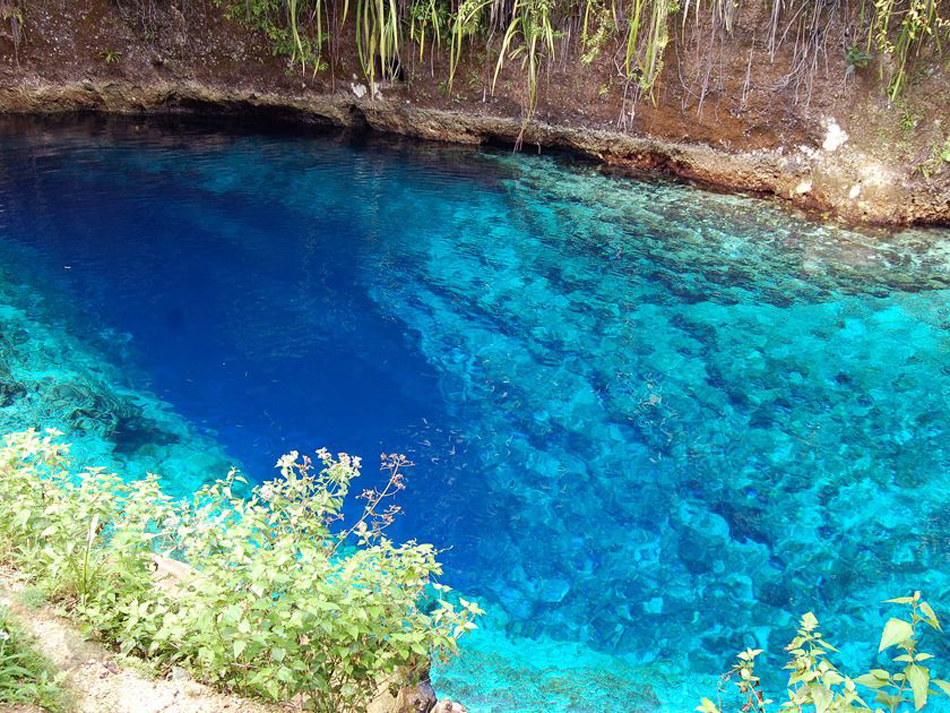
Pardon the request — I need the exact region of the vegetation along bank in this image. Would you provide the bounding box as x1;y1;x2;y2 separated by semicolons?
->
0;0;947;224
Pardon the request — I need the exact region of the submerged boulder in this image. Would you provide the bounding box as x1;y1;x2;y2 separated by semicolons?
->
44;378;180;454
0;365;26;407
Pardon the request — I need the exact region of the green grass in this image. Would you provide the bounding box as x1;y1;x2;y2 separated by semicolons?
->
0;607;70;712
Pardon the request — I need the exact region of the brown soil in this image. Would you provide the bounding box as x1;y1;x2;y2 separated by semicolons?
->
0;0;947;224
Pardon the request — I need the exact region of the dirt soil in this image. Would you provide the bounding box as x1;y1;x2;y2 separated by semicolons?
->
0;568;286;713
0;565;445;713
0;0;947;224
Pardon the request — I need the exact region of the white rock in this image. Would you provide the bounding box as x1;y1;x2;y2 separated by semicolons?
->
795;179;813;194
858;161;893;188
822;118;849;152
350;82;367;99
849;183;861;199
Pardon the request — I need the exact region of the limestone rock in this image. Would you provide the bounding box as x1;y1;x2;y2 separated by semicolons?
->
431;699;467;713
395;677;437;713
821;117;849;152
151;555;198;597
367;669;439;713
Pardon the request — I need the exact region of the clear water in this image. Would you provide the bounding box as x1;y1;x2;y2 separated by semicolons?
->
3;115;950;711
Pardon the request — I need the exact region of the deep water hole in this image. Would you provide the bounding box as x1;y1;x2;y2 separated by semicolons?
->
2;115;950;711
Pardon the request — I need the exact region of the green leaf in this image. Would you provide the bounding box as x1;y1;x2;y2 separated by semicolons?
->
812;683;831;713
233;639;246;658
855;673;887;690
932;679;950;696
14;508;32;528
879;618;914;652
876;691;901;708
906;664;930;710
920;601;941;631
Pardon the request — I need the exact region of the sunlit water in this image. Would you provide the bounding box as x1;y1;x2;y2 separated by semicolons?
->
2;115;950;711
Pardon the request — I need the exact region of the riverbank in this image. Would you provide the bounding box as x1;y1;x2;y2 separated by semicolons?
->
0;0;947;226
1;567;280;713
0;565;457;713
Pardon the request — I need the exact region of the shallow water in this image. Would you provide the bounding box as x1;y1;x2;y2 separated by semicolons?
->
2;115;950;711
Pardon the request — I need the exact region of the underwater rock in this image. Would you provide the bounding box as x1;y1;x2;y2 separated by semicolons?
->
0;243;235;497
537;578;571;604
625;684;662;712
44;378;181;454
0;360;27;407
642;596;663;615
0;379;26;407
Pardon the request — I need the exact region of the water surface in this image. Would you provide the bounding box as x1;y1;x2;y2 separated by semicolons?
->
2;115;950;711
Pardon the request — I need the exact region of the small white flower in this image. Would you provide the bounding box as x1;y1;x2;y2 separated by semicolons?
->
0;630;10;642
275;451;299;471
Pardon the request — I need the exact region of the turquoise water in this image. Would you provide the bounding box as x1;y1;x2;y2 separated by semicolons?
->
2;115;950;710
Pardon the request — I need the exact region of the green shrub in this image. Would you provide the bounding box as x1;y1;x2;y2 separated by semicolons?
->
698;592;950;713
215;0;949;111
868;0;950;101
0;428;481;713
0;606;69;711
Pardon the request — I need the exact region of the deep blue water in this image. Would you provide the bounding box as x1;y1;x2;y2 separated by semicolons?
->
3;115;950;711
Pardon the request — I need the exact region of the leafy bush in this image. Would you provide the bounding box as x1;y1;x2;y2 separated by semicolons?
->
215;0;948;114
0;428;481;713
214;0;324;71
868;0;950;101
0;606;69;711
698;592;950;713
